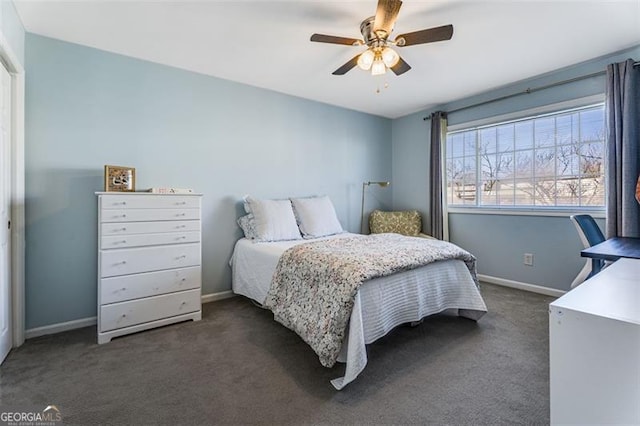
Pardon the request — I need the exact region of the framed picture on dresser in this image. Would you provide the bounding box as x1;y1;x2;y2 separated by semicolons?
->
104;165;136;192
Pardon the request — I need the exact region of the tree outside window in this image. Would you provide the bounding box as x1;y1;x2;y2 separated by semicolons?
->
446;104;605;208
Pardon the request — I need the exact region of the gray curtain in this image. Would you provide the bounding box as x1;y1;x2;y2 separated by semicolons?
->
605;59;640;238
429;111;448;240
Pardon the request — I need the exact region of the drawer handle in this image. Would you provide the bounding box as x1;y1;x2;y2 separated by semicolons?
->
181;278;187;282
176;201;187;205
176;213;186;217
117;201;127;206
176;255;186;260
176;236;186;240
121;314;127;318
121;287;126;291
114;240;127;245
114;214;127;219
176;225;186;229
114;260;127;266
118;227;127;232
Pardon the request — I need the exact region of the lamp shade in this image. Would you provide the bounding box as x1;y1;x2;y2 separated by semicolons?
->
636;174;640;204
371;58;386;76
381;47;400;67
357;50;375;71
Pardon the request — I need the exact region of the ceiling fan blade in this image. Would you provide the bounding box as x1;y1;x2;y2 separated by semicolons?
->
311;33;362;46
373;0;403;38
332;55;361;75
395;24;453;47
390;56;411;75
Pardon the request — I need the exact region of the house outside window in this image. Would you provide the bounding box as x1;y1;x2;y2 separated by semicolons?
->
445;104;605;209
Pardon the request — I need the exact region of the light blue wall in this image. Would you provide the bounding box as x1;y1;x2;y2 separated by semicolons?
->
25;34;392;329
392;45;640;291
1;1;24;67
448;213;605;289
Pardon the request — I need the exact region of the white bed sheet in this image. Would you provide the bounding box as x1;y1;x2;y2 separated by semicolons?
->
230;234;487;389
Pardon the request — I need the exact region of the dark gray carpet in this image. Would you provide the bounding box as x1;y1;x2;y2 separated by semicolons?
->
0;283;555;425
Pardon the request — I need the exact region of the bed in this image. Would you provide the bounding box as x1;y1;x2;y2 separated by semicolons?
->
230;222;487;389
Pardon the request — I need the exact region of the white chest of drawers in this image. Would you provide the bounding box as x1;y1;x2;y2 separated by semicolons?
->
97;192;203;344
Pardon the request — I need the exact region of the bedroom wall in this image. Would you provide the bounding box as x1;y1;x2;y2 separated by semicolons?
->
392;45;640;293
25;34;392;330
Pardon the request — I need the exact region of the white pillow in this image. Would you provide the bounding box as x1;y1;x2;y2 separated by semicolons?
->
243;196;301;242
290;195;344;239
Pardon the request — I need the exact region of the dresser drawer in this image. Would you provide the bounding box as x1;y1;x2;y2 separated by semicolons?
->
101;195;200;210
101;220;200;236
101;231;200;249
100;266;201;304
100;243;200;278
100;289;201;332
101;208;200;223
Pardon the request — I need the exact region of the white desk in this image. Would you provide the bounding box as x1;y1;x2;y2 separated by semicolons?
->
549;258;640;425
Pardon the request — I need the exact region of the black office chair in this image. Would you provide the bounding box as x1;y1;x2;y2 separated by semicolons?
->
570;214;605;288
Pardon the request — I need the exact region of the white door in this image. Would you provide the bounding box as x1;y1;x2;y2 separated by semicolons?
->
0;61;12;364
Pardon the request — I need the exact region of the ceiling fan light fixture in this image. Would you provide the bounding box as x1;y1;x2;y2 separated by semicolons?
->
357;49;375;70
381;47;400;67
371;57;386;76
312;0;454;78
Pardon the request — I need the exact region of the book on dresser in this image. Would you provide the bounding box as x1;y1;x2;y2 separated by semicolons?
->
96;192;203;344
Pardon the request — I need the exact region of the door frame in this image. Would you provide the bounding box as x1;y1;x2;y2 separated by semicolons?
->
0;30;25;348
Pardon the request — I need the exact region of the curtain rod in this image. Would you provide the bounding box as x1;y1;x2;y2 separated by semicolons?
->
422;61;640;121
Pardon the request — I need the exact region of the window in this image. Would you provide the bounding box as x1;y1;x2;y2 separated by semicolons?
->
445;104;605;209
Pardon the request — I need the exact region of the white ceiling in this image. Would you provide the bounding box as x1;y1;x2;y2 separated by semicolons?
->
14;0;640;119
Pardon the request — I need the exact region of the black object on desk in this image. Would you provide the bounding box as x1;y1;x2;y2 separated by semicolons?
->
581;236;640;274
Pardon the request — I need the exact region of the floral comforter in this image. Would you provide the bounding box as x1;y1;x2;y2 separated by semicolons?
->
263;233;478;368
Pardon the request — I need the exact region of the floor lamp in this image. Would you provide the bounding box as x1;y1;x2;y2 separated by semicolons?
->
361;181;390;234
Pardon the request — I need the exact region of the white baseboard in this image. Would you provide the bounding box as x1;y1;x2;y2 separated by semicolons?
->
201;290;235;304
25;316;97;339
25;291;236;339
478;274;566;298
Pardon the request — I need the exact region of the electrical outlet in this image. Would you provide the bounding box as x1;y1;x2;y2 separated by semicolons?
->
524;253;534;266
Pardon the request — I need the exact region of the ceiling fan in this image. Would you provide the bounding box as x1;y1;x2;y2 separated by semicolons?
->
310;0;453;77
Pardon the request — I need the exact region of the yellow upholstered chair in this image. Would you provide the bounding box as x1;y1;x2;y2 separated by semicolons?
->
368;209;434;238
